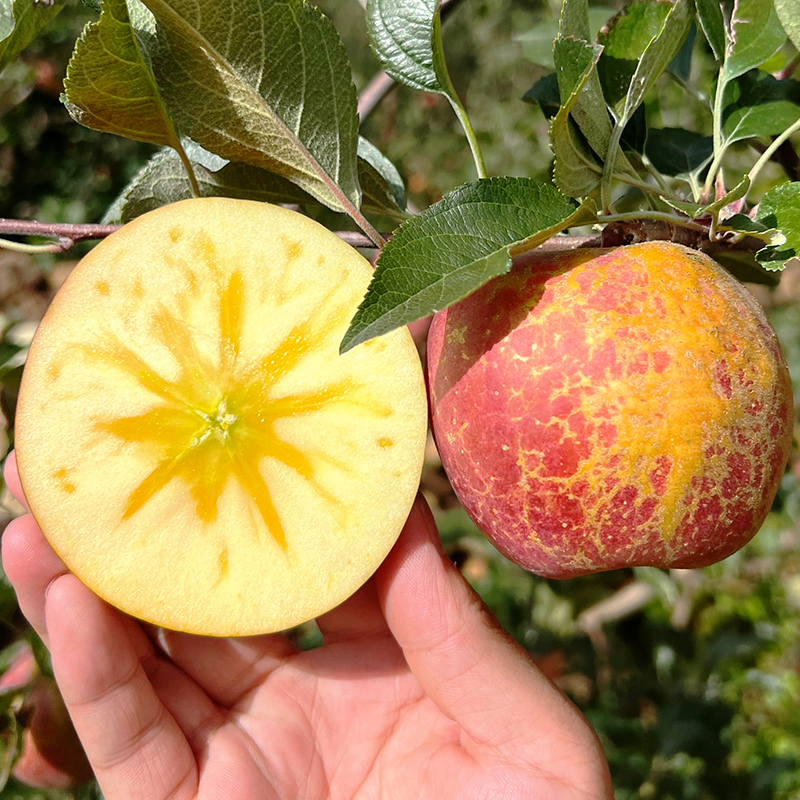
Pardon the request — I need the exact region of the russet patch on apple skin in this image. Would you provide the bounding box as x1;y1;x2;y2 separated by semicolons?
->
428;242;794;578
15;198;428;637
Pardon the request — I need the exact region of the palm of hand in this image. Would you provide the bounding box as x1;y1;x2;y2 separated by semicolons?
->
156;619;587;800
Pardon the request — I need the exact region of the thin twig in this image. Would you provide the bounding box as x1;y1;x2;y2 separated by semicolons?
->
0;219;605;254
358;71;398;122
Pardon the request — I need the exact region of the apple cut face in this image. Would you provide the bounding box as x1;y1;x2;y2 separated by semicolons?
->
15;198;428;636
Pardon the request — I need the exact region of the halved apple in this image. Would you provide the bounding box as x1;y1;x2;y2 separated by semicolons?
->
14;198;428;636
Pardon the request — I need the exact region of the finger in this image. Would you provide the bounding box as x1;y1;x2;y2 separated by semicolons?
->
2;513;69;645
316;577;390;644
156;628;298;709
3;451;29;510
45;574;203;800
376;497;608;769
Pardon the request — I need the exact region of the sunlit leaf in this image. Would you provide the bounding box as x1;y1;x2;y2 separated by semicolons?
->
63;0;182;150
754;181;800;271
341;178;596;352
775;0;800;52
722;71;800;144
138;0;362;214
0;0;63;75
721;0;786;82
104;138;406;223
551;37;606;196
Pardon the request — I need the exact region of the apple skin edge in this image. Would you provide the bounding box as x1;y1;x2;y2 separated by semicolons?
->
427;242;794;578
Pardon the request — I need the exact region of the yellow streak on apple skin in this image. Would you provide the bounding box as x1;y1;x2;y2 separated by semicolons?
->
81;234;390;553
555;247;754;545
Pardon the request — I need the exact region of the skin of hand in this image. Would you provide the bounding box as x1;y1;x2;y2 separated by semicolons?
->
2;452;613;800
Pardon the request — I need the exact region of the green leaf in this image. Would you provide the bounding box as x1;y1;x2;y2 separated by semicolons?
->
721;0;787;83
645;128;713;175
599;0;694;120
522;72;561;119
694;0;726;61
356;136;407;217
0;0;63;76
775;0;800;51
551;38;606;196
598;0;674;110
722;71;800;144
558;0;591;41
666;21;695;80
716;213;785;247
754;181;800;270
63;0;182;150
340;178;596;352
104;138;407;223
366;0;444;93
139;0;362;214
518;5;615;69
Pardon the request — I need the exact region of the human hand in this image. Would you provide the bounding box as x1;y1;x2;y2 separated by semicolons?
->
2;452;612;799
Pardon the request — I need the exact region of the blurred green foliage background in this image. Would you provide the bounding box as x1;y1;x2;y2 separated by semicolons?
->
1;2;799;798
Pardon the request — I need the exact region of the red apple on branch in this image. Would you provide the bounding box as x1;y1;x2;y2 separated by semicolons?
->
427;242;794;578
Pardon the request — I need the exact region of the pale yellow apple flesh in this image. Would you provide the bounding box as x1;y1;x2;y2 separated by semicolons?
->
15;198;428;636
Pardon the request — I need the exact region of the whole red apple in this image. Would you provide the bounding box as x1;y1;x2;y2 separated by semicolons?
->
427;242;794;578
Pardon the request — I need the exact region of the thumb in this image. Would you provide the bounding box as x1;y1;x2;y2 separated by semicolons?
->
376;496;611;791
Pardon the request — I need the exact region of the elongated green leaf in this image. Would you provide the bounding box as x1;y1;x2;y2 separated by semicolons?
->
551;38;605;197
694;0;726;60
139;0;361;214
600;0;693;120
366;0;442;92
558;0;591;40
722;71;800;144
598;0;674;110
754;181;800;270
104;138;407;223
0;0;63;75
341;178;596;352
722;0;786;82
63;0;182;148
554;38;612;161
775;0;800;51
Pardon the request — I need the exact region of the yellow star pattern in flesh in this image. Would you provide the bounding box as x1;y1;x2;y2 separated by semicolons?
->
90;263;358;551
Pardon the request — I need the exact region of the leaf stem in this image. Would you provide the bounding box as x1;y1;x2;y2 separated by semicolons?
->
445;93;488;179
352;212;387;248
703;69;728;201
172;138;202;198
0;219;387;252
600;120;626;212
597;209;709;232
0;237;68;254
432;12;488;179
744;117;800;201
